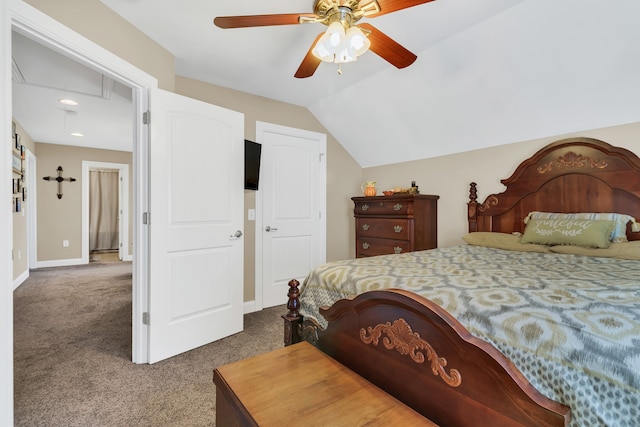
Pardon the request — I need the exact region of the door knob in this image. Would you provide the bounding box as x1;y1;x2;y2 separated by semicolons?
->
230;230;243;238
265;226;278;232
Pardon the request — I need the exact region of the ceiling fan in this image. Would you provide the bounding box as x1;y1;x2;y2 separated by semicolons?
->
213;0;435;78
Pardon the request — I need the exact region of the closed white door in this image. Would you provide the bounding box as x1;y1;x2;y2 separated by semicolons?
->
148;89;244;363
257;122;326;308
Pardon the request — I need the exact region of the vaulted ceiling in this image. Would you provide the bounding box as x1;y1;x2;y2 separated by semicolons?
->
12;0;640;166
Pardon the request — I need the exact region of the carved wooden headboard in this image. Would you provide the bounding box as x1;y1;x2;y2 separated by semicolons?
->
467;137;640;240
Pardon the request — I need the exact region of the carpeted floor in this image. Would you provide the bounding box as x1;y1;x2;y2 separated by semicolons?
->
13;262;284;426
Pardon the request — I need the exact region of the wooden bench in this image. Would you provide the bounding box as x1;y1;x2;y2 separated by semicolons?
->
213;341;435;426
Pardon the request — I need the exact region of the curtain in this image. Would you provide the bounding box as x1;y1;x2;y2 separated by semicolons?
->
89;170;119;251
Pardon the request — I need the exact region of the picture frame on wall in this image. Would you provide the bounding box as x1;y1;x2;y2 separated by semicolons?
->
22;187;27;202
12;179;17;195
12;154;21;173
14;133;21;151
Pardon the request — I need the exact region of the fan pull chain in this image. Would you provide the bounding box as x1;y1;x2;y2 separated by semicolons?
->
337;63;343;75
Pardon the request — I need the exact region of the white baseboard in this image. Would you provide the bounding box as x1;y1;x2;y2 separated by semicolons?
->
12;269;29;291
34;258;86;269
243;300;258;314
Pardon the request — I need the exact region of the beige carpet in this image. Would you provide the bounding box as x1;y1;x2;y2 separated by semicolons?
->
13;262;284;426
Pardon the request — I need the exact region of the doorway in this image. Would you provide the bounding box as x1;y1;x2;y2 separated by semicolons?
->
5;1;155;372
82;161;130;264
2;2;154;421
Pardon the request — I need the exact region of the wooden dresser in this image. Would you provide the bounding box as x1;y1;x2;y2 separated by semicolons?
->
213;341;435;426
352;194;439;257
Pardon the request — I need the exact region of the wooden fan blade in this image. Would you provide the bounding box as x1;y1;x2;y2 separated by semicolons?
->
294;33;324;78
214;13;317;29
367;0;436;18
359;23;417;68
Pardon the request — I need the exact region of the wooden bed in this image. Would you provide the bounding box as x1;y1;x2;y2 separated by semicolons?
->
282;137;640;426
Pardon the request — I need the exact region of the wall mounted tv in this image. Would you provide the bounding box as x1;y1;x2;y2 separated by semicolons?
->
244;139;262;190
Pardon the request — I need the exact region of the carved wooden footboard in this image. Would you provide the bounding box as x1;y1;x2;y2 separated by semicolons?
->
285;284;570;427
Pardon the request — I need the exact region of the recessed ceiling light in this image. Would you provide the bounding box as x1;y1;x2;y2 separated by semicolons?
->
70;132;84;137
59;99;78;106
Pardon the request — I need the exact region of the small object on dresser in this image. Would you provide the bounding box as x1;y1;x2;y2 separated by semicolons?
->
410;181;419;195
383;190;394;196
361;181;377;197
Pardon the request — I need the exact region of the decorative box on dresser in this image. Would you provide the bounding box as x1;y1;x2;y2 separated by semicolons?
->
352;194;439;257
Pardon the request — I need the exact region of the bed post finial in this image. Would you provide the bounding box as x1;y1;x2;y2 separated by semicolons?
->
468;182;478;232
282;279;303;346
285;279;301;318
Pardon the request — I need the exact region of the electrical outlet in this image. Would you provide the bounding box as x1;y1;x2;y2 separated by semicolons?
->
63;240;69;247
248;209;255;221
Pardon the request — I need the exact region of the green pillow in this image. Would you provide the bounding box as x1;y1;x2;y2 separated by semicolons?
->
462;232;552;253
521;219;616;248
550;241;640;260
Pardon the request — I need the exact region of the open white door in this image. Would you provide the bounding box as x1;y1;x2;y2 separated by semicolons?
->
148;89;244;363
257;122;326;308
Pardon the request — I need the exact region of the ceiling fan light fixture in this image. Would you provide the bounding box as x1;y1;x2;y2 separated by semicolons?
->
326;21;345;47
346;26;370;56
312;21;369;64
312;40;334;62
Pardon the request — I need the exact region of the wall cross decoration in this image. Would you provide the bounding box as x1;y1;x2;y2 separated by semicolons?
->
42;166;76;199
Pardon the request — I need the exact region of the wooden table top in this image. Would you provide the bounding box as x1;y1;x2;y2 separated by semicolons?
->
214;341;436;426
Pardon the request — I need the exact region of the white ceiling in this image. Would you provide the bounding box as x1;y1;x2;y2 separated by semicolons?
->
11;0;640;166
12;31;133;152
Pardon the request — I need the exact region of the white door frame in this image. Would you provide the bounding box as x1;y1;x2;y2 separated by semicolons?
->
3;4;157;406
26;149;36;269
82;161;130;262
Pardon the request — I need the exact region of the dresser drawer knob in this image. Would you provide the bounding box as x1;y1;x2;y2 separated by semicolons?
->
394;204;402;211
393;225;403;233
362;242;370;250
361;204;369;211
394;246;403;254
362;224;370;231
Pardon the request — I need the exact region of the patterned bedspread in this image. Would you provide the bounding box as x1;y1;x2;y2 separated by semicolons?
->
299;245;640;426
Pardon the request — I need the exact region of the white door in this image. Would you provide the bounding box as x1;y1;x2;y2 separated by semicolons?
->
257;122;326;308
148;89;244;363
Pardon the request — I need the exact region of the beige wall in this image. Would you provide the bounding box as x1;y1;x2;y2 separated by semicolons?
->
11;121;35;281
364;122;640;248
35;143;133;262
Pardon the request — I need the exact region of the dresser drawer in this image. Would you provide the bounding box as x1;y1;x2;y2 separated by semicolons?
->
356;218;411;240
356;237;411;257
354;199;412;216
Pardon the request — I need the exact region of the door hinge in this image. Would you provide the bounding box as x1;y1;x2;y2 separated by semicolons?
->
143;212;150;225
319;152;325;162
143;312;150;325
143;111;151;125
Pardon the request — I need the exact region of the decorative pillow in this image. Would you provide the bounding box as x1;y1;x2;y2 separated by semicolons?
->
550;241;640;261
462;232;553;253
524;211;639;242
521;219;616;248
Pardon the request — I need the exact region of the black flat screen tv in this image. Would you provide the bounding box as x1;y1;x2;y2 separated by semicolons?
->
244;139;262;190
